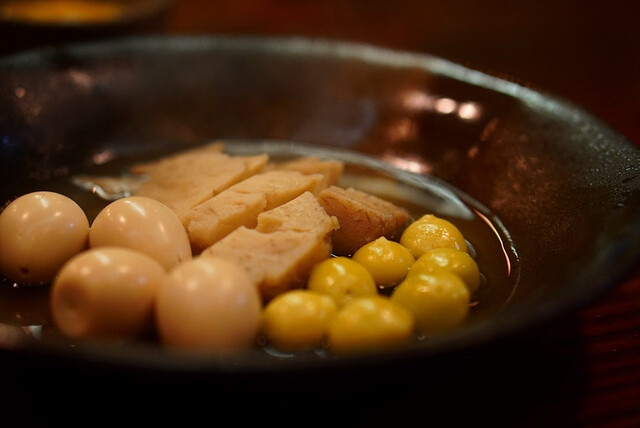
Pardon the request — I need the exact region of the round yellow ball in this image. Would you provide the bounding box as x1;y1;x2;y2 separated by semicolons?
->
351;237;415;288
328;296;415;355
391;270;470;336
261;290;338;351
399;214;467;258
409;247;481;294
307;257;378;307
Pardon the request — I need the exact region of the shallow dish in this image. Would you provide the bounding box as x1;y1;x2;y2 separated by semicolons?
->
0;35;639;417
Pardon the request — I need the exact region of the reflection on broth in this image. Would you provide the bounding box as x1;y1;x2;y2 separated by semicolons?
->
0;141;520;356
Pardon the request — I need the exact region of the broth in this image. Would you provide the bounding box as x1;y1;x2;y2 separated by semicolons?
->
0;141;520;354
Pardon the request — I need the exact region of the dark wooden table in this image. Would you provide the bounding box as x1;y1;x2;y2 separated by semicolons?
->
2;1;639;426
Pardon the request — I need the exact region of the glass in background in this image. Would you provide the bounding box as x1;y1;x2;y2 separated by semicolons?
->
0;0;174;56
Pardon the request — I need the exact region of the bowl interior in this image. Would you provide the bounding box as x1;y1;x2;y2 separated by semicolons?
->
0;36;639;374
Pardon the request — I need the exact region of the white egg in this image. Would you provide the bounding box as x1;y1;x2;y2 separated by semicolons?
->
0;191;89;284
156;257;262;351
89;196;192;270
51;247;166;340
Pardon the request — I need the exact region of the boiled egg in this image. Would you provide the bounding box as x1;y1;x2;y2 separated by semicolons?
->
156;256;262;351
50;246;166;340
89;196;192;270
0;191;89;284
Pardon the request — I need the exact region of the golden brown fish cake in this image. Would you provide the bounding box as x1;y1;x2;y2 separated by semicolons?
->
200;191;339;301
180;171;323;253
132;143;268;215
317;185;410;256
267;156;344;191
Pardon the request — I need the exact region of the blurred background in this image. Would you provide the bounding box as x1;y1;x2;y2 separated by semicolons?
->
165;0;640;145
1;1;639;426
0;0;638;144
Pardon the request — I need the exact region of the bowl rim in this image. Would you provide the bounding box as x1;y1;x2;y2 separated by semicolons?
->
1;34;639;375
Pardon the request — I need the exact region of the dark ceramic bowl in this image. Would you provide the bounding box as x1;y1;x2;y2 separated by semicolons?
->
0;36;639;422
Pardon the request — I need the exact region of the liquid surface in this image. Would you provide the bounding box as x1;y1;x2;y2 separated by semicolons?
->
0;141;520;354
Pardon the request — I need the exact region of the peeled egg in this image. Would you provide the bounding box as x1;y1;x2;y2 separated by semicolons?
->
156;257;262;351
50;247;166;340
89;196;192;270
0;191;89;284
